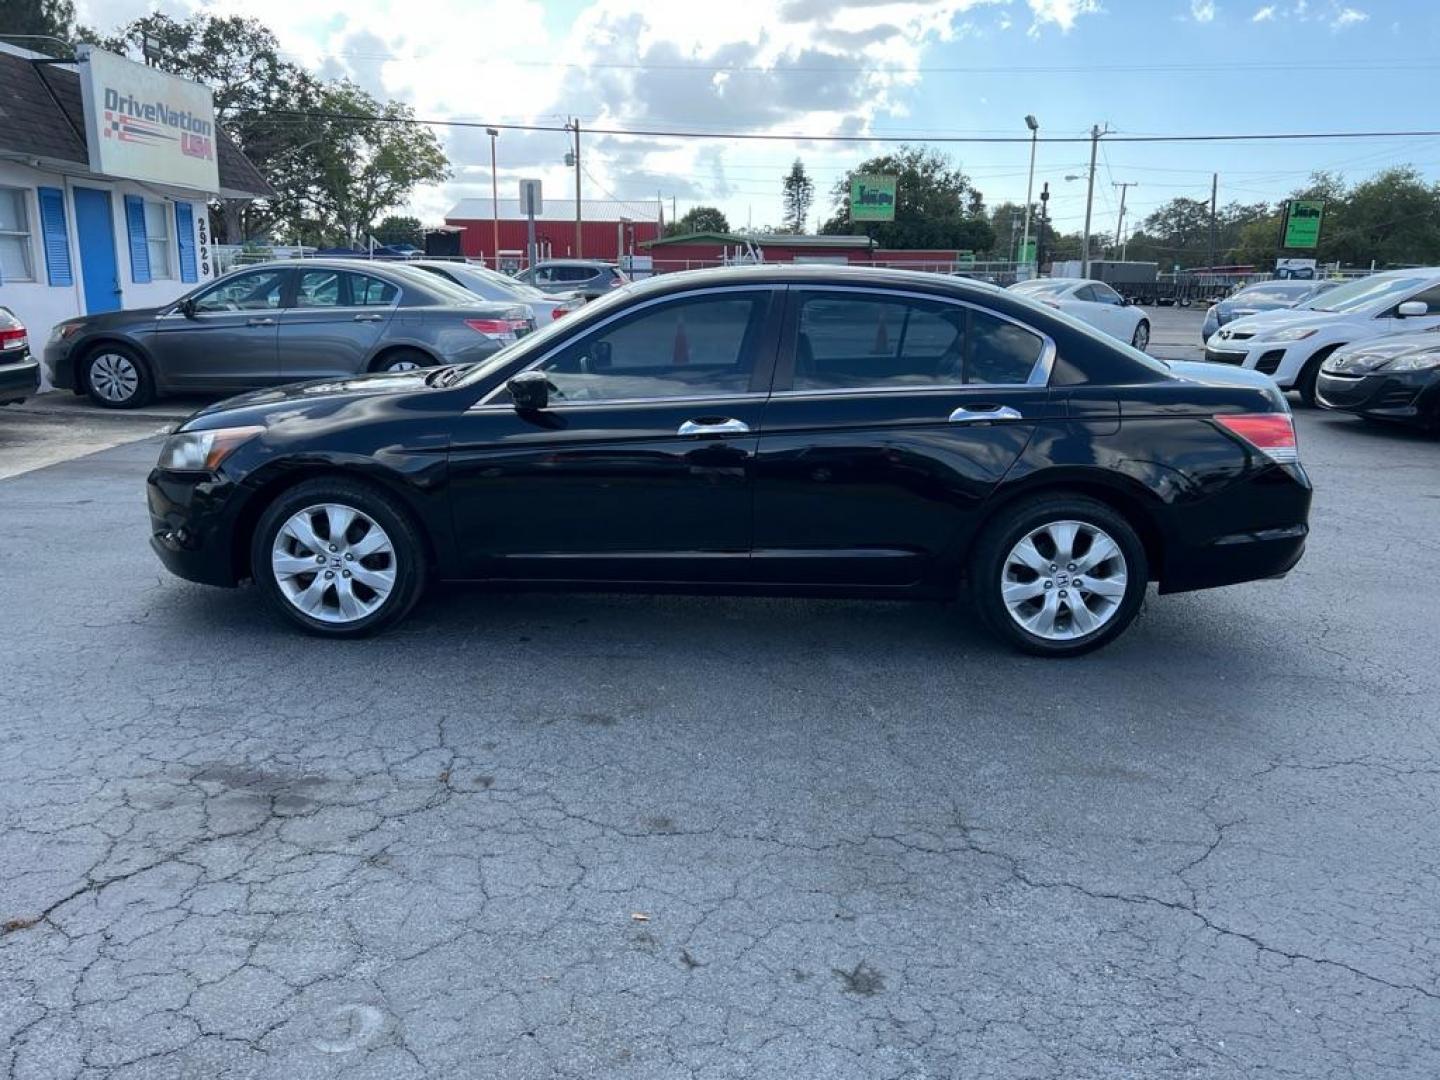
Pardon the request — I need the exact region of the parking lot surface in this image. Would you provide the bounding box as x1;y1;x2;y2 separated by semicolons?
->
3;345;1439;1077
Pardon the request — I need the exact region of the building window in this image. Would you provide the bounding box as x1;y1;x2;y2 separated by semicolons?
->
143;199;173;279
0;186;35;282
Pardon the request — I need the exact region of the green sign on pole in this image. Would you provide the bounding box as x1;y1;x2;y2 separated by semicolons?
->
1282;200;1324;249
850;174;897;222
956;250;976;268
1018;239;1036;264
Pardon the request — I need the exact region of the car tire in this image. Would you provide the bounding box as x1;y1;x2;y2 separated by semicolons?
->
250;477;427;637
371;349;432;374
82;345;153;409
1131;319;1150;351
1294;345;1340;407
970;493;1148;657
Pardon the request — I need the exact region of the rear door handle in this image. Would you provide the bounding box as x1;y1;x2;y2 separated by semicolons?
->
948;405;1024;424
246;316;275;327
678;417;750;436
353;313;385;322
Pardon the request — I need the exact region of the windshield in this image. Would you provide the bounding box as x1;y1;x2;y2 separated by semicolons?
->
1010;280;1072;297
1231;282;1312;305
1300;275;1425;313
384;264;492;305
462;266;547;300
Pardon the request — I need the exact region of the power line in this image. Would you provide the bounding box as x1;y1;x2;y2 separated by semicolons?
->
237;108;1440;146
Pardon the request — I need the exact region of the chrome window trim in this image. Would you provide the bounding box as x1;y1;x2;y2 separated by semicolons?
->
471;284;781;410
785;284;1056;391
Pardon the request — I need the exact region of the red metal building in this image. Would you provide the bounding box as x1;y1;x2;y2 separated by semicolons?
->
444;198;662;268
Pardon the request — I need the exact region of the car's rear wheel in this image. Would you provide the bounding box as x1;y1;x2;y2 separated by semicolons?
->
971;494;1148;657
1131;319;1150;351
372;349;431;374
251;478;426;637
83;345;153;409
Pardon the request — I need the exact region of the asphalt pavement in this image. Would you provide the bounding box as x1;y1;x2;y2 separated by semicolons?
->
3;315;1440;1078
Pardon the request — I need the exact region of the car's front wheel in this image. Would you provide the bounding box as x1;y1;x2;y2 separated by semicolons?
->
251;478;427;637
1131;319;1150;351
372;349;431;374
83;345;153;408
971;494;1148;657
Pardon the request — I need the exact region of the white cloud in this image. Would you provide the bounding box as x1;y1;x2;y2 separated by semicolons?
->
1025;0;1103;34
1190;0;1218;22
1251;4;1276;19
1331;6;1367;28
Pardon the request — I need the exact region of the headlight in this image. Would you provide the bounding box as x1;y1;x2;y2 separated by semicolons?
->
1389;350;1440;373
1261;327;1318;343
156;426;264;471
50;322;83;342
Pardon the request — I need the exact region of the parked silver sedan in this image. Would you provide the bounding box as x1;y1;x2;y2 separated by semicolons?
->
44;260;534;408
403;260;585;324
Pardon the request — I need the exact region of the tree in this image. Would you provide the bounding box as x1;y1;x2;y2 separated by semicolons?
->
0;0;83;55
819;146;993;252
665;205;731;237
372;215;424;248
780;158;814;234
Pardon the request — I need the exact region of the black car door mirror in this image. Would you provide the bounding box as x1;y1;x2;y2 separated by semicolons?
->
179;296;197;318
508;370;553;411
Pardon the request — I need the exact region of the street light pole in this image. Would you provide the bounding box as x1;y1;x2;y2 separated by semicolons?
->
1021;114;1038;275
486;127;500;268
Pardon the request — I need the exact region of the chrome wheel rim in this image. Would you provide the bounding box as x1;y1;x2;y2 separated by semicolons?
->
271;503;397;624
1002;519;1128;641
1132;322;1150;351
385;359;420;372
91;353;139;402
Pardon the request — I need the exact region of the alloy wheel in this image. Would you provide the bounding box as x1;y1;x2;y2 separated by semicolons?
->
271;503;397;624
1132;322;1150;351
385;359;420;372
1001;519;1128;641
90;353;139;402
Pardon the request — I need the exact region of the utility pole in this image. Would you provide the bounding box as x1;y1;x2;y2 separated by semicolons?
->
1207;172;1218;272
1021;114;1039;274
1113;181;1137;259
486;127;500;268
1080;123;1108;279
571;118;583;258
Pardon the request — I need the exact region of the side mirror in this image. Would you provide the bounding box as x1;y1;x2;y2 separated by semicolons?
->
179;297;197;318
507;370;553;411
1397;300;1428;318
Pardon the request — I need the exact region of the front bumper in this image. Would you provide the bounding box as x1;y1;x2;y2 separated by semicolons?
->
1315;369;1440;427
1201;340;1301;385
42;338;77;390
147;468;245;587
0;352;40;403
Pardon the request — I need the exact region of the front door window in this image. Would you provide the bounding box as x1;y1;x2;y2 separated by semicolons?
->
193;270;287;313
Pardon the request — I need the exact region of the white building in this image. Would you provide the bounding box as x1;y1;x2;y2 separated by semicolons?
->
0;45;269;380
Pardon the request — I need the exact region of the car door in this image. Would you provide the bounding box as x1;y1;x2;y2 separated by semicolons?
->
446;285;783;582
278;269;399;380
1087;282;1134;338
750;287;1054;587
1063;284;1117;336
150;267;290;390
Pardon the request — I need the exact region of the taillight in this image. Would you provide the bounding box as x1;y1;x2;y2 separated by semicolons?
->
465;317;528;338
1215;413;1298;464
0;327;26;351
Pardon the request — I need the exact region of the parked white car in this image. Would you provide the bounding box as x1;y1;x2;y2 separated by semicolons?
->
1009;278;1150;350
1204;267;1440;403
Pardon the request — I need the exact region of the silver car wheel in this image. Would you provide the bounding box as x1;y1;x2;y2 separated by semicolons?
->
1131;321;1150;351
385;359;420;372
271;503;397;624
90;353;139;402
1001;519;1128;641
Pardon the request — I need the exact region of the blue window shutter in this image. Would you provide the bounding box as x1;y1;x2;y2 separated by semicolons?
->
124;194;150;284
175;201;197;283
37;187;73;287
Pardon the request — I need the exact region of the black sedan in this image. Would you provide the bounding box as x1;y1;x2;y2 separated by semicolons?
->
1316;329;1440;428
0;306;40;405
44;260;533;409
146;266;1311;656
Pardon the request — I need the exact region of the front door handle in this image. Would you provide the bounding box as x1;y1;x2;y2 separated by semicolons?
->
246;316;276;327
948;405;1023;424
353;313;384;322
678;417;750;436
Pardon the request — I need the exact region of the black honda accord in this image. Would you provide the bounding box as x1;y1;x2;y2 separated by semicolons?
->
147;266;1310;656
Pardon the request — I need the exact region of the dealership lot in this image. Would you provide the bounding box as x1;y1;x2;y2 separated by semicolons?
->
2;352;1438;1077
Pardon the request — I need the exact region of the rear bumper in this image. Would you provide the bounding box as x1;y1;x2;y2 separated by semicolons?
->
147;468;244;587
1158;464;1312;594
0;353;40;403
1315;370;1440;427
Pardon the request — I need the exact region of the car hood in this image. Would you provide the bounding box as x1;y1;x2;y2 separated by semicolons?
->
68;306;164;332
1219;309;1344;337
179;369;436;431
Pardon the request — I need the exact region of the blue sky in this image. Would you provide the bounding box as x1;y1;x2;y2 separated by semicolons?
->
77;0;1440;236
